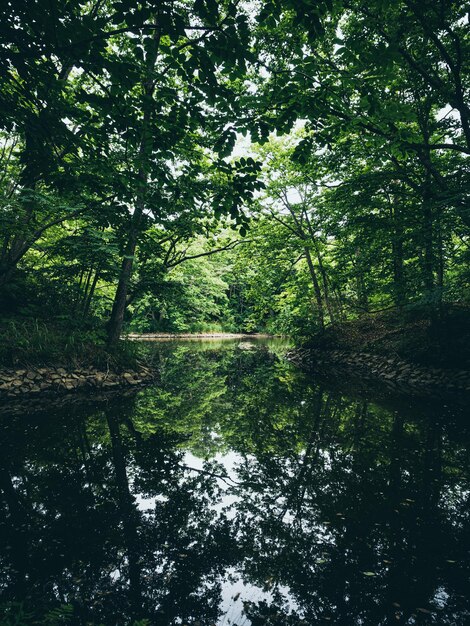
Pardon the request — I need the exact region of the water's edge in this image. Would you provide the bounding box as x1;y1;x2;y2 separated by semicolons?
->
288;347;470;396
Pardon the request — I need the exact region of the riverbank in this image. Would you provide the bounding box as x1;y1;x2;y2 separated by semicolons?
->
0;319;158;399
287;347;470;396
0;365;155;399
288;309;470;395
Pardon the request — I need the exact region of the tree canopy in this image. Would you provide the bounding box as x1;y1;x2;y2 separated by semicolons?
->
0;0;468;350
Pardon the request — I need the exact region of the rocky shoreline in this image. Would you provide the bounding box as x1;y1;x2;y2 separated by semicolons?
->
287;348;470;395
0;365;155;399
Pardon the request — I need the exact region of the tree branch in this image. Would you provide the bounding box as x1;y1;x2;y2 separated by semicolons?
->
166;240;246;268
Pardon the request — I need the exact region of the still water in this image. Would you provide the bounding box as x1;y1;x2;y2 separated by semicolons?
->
0;339;469;625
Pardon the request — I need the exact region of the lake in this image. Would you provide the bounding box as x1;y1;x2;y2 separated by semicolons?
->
0;338;469;625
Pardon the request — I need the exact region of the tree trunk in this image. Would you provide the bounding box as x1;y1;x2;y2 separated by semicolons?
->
0;262;16;289
0;464;29;597
305;247;325;331
333;286;346;321
303;210;335;323
391;202;406;311
106;413;143;619
417;103;438;314
0;237;31;288
354;248;368;312
313;240;335;323
436;207;445;320
107;217;141;345
82;269;100;317
422;176;435;304
107;29;160;346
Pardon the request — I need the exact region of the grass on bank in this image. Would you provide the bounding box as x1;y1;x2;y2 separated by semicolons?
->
0;318;145;371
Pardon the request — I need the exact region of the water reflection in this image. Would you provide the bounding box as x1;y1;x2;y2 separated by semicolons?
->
0;340;469;625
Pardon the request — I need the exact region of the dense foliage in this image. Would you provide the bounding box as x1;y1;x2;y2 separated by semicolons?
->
0;0;468;355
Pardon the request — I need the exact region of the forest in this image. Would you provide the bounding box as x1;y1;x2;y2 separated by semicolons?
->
1;3;470;624
0;0;469;363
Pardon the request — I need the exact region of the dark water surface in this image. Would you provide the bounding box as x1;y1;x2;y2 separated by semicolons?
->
1;339;469;625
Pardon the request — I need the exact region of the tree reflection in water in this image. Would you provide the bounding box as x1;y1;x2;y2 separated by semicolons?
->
0;340;469;625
